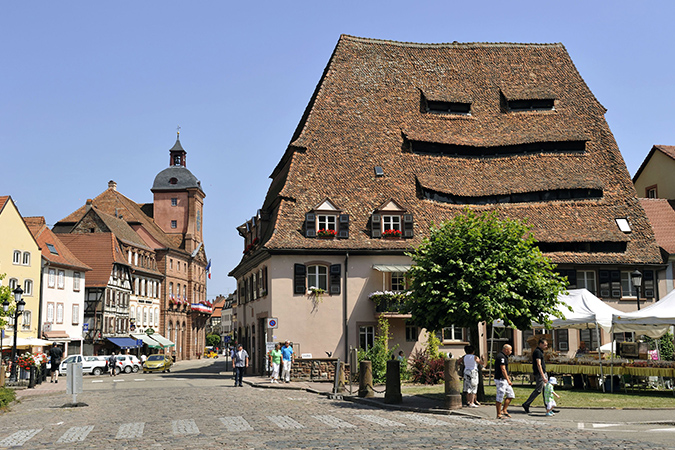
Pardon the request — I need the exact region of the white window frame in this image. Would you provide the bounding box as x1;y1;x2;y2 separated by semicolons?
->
577;270;596;295
22;252;30;266
57;270;65;289
621;271;637;298
390;272;406;292
48;269;55;288
22;310;31;330
46;302;55;323
440;325;466;342
382;215;401;231
8;278;18;290
307;265;328;291
73;272;81;291
72;304;80;325
56;303;64;324
317;214;337;231
13;250;21;265
23;279;33;296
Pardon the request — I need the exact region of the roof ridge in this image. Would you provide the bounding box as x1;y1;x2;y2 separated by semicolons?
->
339;34;564;49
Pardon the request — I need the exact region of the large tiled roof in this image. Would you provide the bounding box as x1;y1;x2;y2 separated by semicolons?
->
0;196;8;212
56;186;185;252
237;35;661;268
639;198;675;255
25;216;92;271
57;233;128;287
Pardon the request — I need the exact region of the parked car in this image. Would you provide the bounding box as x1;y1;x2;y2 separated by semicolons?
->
59;355;108;375
116;355;141;374
143;354;173;373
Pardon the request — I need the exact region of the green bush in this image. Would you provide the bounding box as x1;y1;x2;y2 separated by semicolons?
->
644;332;674;361
0;388;16;409
357;316;397;384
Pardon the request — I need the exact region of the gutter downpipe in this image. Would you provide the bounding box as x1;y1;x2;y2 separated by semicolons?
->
37;260;48;342
344;252;349;362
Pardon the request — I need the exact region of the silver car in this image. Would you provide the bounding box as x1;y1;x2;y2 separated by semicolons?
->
59;355;108;375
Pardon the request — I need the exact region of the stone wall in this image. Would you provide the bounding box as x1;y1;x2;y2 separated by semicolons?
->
291;358;350;382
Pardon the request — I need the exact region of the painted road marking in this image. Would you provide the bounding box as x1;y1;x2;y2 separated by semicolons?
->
0;429;41;447
116;422;145;439
268;415;305;429
172;419;199;435
356;414;406;427
220;416;253;432
405;414;451;426
312;415;356;428
57;426;94;443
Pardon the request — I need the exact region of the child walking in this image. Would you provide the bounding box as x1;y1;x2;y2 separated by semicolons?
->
544;377;561;416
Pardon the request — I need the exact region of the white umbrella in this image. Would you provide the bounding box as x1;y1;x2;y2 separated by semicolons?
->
1;336;52;348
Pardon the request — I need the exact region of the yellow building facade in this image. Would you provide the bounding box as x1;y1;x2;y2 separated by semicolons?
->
0;196;41;339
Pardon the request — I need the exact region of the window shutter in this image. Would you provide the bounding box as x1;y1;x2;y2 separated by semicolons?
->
610;270;621;298
338;214;349;238
403;214;414;237
371;214;381;238
305;213;316;238
329;264;341;294
294;264;306;294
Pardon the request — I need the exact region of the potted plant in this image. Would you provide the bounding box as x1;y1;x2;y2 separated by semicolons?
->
317;229;337;239
383;229;402;238
307;286;325;303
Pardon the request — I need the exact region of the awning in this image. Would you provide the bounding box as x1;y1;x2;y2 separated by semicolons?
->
372;264;412;272
2;337;53;348
130;333;163;349
146;333;175;348
107;337;142;349
43;330;71;341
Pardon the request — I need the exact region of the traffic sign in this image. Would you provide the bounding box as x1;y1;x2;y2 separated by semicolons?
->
267;318;278;329
82;323;89;332
223;336;231;342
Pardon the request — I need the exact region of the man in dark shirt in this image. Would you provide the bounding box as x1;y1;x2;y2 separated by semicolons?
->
49;344;63;383
522;338;548;413
494;344;514;419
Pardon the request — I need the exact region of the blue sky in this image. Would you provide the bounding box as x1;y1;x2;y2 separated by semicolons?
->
2;1;675;297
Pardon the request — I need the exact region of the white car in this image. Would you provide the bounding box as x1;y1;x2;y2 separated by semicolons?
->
115;355;142;374
59;355;108;375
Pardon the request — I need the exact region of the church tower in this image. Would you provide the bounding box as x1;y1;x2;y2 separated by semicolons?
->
151;133;205;253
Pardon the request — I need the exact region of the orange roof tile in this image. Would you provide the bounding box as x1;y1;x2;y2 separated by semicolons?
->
639;198;675;255
56;233;128;287
25;216;92;271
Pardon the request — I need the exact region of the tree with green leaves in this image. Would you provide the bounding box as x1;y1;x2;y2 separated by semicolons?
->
0;274;12;329
405;210;568;345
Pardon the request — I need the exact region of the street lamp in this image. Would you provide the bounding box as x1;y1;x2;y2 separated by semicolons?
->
630;269;642;311
2;298;9;363
10;286;25;382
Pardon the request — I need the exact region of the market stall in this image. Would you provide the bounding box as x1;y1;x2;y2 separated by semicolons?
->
609;290;675;391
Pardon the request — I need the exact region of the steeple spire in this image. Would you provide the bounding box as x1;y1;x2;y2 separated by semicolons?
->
169;128;186;167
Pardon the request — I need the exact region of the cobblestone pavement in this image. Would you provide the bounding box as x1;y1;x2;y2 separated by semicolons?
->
1;362;674;449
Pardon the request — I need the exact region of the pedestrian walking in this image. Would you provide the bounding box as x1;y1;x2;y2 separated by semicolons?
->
233;344;249;387
462;345;481;407
280;340;294;383
48;344;63;383
108;352;117;377
522;338;548;413
494;344;515;419
269;343;282;383
544;377;561;416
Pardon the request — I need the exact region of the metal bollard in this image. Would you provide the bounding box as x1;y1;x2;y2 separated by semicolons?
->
384;359;402;404
29;366;36;388
444;358;462;409
358;360;374;398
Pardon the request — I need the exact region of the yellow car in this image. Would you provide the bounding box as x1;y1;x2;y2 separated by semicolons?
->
143;354;173;373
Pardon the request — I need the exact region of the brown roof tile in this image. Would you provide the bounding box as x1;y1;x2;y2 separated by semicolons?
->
234;35;661;270
57;233;128;287
25;216;92;271
639;198;675;255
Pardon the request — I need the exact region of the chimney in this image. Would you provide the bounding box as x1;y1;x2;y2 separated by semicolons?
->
85;199;93;211
108;180;117;191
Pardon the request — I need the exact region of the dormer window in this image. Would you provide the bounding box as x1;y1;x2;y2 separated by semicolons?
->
304;198;349;239
426;100;471;115
507;98;555;112
370;199;414;238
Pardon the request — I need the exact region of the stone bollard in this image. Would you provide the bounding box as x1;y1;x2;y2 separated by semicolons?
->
337;361;347;393
358;360;374;398
444;358;462;409
384;359;402;404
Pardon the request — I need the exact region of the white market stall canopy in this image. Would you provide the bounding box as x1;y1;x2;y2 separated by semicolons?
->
1;336;53;348
611;289;675;338
544;289;624;333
